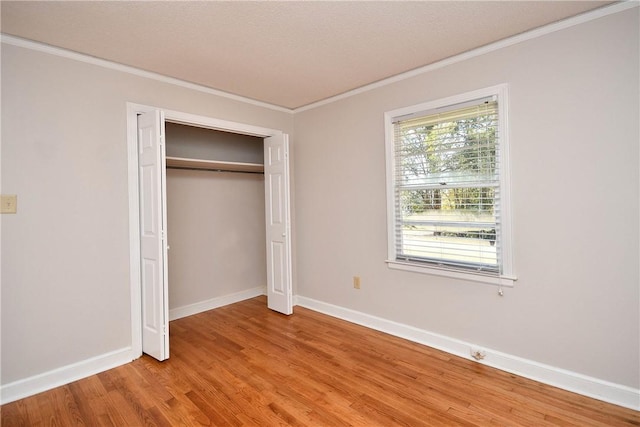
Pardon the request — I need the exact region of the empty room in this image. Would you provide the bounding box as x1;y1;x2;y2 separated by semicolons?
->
1;1;639;425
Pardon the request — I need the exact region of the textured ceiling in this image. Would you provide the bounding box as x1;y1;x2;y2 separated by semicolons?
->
1;1;614;109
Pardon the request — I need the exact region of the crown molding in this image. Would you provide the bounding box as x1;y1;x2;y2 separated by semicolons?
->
1;1;636;114
294;1;639;113
0;34;294;114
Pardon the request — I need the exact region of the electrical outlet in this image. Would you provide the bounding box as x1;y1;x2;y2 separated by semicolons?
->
470;347;486;361
353;276;361;289
0;195;17;214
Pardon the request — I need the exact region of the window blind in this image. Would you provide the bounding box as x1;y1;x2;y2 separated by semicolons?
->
392;98;502;273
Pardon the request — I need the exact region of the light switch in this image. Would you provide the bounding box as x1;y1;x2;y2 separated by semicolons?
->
1;195;17;214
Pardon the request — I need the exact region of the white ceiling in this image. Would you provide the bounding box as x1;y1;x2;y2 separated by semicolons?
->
1;1;614;109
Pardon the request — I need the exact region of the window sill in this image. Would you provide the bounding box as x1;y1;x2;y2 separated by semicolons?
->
386;260;516;287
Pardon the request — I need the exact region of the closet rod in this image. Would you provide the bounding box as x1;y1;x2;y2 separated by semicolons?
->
167;165;264;175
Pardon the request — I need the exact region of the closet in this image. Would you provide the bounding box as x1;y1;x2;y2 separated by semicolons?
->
132;105;292;362
164;123;266;317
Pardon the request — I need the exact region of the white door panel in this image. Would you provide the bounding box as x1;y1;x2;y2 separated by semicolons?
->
137;110;169;361
264;133;293;315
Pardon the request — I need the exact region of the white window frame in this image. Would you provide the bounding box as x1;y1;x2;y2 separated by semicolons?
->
384;84;516;287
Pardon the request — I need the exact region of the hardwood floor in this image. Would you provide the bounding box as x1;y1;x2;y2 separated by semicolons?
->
2;296;639;426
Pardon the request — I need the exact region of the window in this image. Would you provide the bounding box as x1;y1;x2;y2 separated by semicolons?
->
385;85;515;286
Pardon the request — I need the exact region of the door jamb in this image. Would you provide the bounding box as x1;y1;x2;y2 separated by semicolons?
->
126;102;284;358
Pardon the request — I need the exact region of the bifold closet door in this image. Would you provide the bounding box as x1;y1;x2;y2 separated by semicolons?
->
264;133;293;315
137;110;169;361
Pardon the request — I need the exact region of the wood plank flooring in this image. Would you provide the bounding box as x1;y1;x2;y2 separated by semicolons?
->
2;296;639;426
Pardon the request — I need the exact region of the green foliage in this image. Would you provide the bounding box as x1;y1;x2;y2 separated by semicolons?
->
399;115;497;215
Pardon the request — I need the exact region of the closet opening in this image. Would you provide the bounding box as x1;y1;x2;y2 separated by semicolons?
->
127;103;292;362
164;123;267;322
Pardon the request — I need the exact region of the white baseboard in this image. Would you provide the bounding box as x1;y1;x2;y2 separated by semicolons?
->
0;347;136;405
169;286;266;321
294;295;640;411
1;288;266;404
5;293;636;410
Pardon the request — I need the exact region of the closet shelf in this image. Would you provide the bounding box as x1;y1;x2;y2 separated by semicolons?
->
166;156;264;173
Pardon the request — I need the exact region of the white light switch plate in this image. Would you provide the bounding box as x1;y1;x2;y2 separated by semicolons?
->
1;195;17;214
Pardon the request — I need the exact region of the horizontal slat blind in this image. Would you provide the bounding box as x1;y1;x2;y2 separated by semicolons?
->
393;99;501;273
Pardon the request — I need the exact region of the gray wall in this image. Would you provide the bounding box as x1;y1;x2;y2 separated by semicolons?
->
165;122;264;164
293;8;639;388
1;5;637;397
1;43;293;384
165;124;267;311
166;168;266;311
